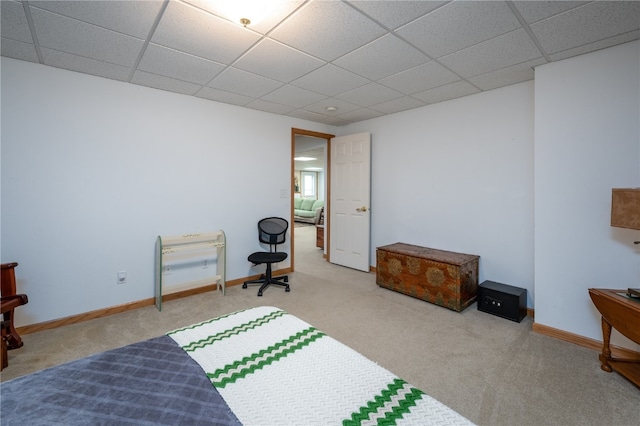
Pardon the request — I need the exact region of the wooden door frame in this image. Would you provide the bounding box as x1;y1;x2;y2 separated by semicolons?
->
291;128;334;272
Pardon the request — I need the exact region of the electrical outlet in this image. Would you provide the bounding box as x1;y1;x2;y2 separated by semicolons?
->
163;265;172;275
117;271;127;285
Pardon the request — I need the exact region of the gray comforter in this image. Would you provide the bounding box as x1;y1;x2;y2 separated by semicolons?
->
1;335;241;425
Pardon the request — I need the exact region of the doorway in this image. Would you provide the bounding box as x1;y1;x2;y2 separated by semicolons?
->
291;128;334;272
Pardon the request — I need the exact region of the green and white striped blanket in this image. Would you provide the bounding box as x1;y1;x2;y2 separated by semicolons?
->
168;306;474;426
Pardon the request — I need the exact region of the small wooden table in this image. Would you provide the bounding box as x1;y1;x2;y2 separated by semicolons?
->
588;288;640;387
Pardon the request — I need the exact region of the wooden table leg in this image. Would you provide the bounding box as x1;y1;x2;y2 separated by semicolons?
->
598;316;613;372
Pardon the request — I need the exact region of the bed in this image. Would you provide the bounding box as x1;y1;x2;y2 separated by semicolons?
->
1;306;474;425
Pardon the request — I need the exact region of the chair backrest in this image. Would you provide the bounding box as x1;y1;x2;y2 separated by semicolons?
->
257;217;288;251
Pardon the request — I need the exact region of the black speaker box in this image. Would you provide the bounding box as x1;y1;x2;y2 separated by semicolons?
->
478;280;527;322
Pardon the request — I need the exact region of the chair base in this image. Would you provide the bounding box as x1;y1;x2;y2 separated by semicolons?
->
243;274;290;296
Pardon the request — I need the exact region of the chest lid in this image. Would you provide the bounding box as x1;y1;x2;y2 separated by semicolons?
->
377;242;479;265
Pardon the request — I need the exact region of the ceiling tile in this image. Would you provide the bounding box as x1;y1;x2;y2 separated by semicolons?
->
302;97;362;116
151;1;260;65
320;115;350;126
269;0;386;61
183;0;306;35
261;84;326;109
290;64;369;97
30;7;144;67
196;86;254;106
1;0;638;127
336;107;384;123
396;1;521;58
41;48;131;81
287;108;330;123
512;1;588;24
369;96;426;115
233;38;324;83
336;82;403;107
1;38;39;63
549;30;640;62
530;1;640;55
468;58;545;91
440;29;542;78
240;1;307;35
245;98;295;115
131;70;202;95
30;0;164;39
1;1;34;43
347;0;447;30
207;67;283;98
333;34;429;81
379;61;460;95
413;81;480;104
137;43;225;85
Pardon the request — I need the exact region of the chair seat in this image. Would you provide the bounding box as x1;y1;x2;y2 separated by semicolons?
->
248;251;287;264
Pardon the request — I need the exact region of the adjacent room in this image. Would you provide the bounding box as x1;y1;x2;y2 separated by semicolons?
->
1;1;639;424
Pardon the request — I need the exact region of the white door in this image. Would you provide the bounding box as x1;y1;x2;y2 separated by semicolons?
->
330;132;371;272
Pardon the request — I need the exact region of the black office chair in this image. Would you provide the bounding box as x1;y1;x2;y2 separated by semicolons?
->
243;217;290;296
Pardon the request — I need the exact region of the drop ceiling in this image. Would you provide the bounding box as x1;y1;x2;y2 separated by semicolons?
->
2;1;639;126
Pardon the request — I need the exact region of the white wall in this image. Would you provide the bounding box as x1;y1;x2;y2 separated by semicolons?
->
534;41;640;349
343;82;536;306
3;39;639;353
1;57;334;325
342;41;639;350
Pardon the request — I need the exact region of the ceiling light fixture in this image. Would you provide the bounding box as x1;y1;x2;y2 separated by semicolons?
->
213;0;275;28
294;156;317;161
326;106;337;112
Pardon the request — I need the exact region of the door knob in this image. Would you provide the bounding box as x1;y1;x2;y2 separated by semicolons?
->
356;206;368;212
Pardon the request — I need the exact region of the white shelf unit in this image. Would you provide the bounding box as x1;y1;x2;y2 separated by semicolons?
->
155;230;226;311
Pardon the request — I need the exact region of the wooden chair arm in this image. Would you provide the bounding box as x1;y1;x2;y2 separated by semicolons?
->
1;294;28;314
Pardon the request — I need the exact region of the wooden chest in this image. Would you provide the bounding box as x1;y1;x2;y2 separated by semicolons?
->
376;243;480;312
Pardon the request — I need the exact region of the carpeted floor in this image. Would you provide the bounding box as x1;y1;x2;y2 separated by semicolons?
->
293;220;313;228
1;225;638;425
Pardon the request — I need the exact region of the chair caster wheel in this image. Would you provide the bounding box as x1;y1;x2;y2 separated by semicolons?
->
285;286;290;292
242;283;247;289
257;291;263;296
